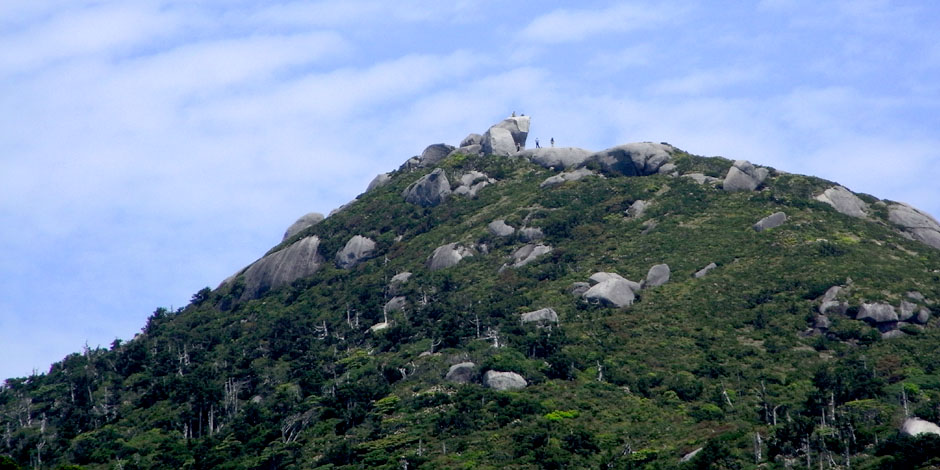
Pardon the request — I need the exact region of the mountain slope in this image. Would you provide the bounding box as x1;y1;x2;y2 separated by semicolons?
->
2;118;940;470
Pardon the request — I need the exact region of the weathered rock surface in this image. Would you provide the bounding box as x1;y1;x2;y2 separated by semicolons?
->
753;212;787;232
403;168;451;207
882;329;907;340
588;142;673;176
723;160;769;192
519;227;544;242
819;301;848;316
240;236;324;300
915;308;931;324
488;220;516;237
366;173;391;193
857;303;899;324
583;278;636;308
815;186;868;218
680;448;703;463
388;272;412;295
519;147;593;169
644;263;670;288
452;171;493;198
520;308;558;324
589;272;641;292
384;296;407;314
484;370;527;391
369;322;389;333
418;143;456;167
540;168;596;188
283;212;325;241
445;362;476;384
626;200;649;218
460;133;483;147
489;116;530;149
888;202;940;250
568;282;591;296
901;417;940;437
509;244;552;268
481;127;517;156
899;300;917;322
682;173;721;185
448;144;483;159
335;235;376;269
813;315;831;330
428;243;473;271
693;262;717;278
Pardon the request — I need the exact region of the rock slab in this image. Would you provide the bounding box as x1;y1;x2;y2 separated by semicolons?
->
445;362;477;384
240;236;324;300
753;212;787;232
428;243;473;271
335;235;376;269
403;168;452;207
723;160;769;192
815;186;868;218
283;212;325;241
484;370;527;391
521;308;558;324
583;278;636;308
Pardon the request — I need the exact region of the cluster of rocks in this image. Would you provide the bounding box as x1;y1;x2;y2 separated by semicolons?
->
813;284;932;339
571;264;671;308
402;167;496;207
444;362;527;391
723;160;769;192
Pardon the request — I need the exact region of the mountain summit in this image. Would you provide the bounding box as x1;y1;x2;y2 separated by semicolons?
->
2;116;940;469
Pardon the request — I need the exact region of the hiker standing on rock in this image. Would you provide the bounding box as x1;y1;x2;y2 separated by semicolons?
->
550;138;554;147
535;138;540;148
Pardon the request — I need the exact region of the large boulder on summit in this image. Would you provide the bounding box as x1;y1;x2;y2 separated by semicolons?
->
815;186;868;218
335;235;376;269
518;147;593;169
583;278;636;308
240;236;324;300
644;264;670;288
753;212;787;232
588;142;673;176
887;202;940;250
723;160;769;192
482;127;517;156
484;370;527;391
490;116;530;149
445;362;477;384
403;168;451;207
461;133;483;147
857;303;899;324
418;143;456;167
521;308;558;325
282;212;324;241
428;243;473;271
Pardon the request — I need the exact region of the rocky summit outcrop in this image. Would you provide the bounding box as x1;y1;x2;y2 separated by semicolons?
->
403;168;451;207
588;142;673;177
483;370;527;391
644;264;670;288
445;362;477;384
723;160;769;192
488;220;515;237
815;186;868;218
366;173;391;193
335;235;376;269
583;278;635;308
888;202;940;250
240;236;324;300
753;212;787;232
489;116;530;149
519;147;593;169
282;212;324;241
540;168;595;188
418;143;456;167
428;243;473;271
857;303;899;324
481;127;517;156
520;308;558;325
900;417;940;437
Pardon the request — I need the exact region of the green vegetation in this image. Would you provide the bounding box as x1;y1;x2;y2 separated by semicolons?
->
2;149;939;469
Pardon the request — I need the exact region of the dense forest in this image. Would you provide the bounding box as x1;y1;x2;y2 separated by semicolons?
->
2;132;940;469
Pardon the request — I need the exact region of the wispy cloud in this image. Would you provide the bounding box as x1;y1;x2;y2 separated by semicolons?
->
649;67;766;95
518;3;677;44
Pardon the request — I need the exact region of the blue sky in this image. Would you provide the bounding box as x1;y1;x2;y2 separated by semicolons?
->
1;0;939;380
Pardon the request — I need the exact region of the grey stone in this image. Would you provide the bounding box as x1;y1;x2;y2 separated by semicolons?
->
481;127;517;156
488;220;515;237
914;307;930;325
693;262;717;278
445;362;476;384
282;212;324;241
453;181;490;198
819;300;848;316
857;303;899;324
813;315;831;330
403;168;452;207
459;171;489;187
888;202;940;249
568;282;591;296
644;263;670;288
509;244;552;268
388;272;412;295
328;202;352;218
753;212;787;232
588;142;674;176
369;322;389;333
540;168;596;188
682;173;720;185
447;144;483;159
899;300;917;322
583;278;636;308
419;143;456;167
335;235;376;269
588;272;641;292
521;308;558;324
680;448;702;463
519;227;544;242
815;186;868;218
489;116;530;149
907;291;926;302
723;160;769;192
384;296;407;314
518;147;593;169
626;200;649;218
240;236;324;300
901;417;940;437
428;243;473;271
366;173;391;193
461;133;483;147
484;370;527;391
822;286;843;303
882;329;907;340
658;163;678;175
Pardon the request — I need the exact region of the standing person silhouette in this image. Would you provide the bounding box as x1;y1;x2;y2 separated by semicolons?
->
550;138;554;147
535;138;540;149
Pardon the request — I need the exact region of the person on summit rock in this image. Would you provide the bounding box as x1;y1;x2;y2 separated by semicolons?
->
535;138;540;148
550;137;554;147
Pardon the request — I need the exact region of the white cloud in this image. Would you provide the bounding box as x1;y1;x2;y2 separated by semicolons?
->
519;3;676;44
649;67;765;95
